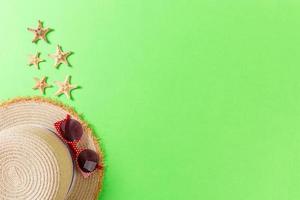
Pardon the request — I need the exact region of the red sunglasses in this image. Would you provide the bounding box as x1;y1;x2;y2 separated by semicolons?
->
54;115;103;178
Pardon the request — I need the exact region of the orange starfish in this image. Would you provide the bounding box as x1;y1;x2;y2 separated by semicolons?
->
54;76;78;99
48;45;72;68
28;52;44;69
27;20;51;43
33;76;51;94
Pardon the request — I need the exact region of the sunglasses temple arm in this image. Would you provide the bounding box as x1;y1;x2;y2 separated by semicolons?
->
66;114;71;120
96;164;103;170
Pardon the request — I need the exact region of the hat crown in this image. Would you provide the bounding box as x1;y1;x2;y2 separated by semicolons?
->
0;125;73;200
6;166;23;188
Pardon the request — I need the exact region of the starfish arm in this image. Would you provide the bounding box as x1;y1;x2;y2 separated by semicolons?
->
55;89;64;96
34;63;39;69
45;83;51;89
42;34;49;42
28;56;34;64
38;20;43;28
54;60;61;68
64;52;71;57
32;35;39;43
63;59;70;65
39;87;45;94
44;28;50;34
56;45;63;53
27;28;35;32
70;85;78;90
48;53;56;58
55;81;64;87
41;29;50;41
64;52;72;65
49;54;59;67
64;76;71;83
64;91;70;99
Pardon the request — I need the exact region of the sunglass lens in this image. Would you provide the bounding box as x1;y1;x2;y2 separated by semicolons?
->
60;119;83;141
77;149;100;173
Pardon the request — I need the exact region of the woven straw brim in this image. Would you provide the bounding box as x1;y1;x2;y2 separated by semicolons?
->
0;97;104;200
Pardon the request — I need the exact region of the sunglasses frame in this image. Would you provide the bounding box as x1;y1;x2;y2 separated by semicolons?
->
54;114;102;178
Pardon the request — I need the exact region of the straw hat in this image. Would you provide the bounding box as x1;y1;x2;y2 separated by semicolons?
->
0;97;104;200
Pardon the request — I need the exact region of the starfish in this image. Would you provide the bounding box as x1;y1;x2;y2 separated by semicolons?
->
28;52;44;69
54;76;78;99
48;45;72;68
27;20;51;43
33;76;51;94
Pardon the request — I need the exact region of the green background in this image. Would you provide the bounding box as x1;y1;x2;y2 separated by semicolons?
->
1;0;300;199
